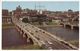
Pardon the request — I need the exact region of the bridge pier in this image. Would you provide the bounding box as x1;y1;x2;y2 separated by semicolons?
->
16;26;41;46
23;33;26;38
61;22;79;30
63;24;74;30
17;27;23;35
20;30;22;35
26;37;30;43
22;32;37;45
16;26;24;35
26;36;38;45
22;32;35;45
64;24;66;28
27;37;37;45
17;28;20;32
16;26;20;32
31;39;39;45
20;30;24;35
71;25;74;30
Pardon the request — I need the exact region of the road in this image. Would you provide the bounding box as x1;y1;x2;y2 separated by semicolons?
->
22;23;75;49
18;22;77;49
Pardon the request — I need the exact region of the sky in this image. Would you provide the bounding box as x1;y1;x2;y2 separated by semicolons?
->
2;1;79;11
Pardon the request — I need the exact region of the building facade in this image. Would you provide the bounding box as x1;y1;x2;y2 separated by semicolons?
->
2;9;12;24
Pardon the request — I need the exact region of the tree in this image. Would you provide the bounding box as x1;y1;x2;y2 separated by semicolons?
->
22;18;29;23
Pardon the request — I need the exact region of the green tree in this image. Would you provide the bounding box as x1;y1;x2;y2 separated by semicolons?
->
22;18;29;23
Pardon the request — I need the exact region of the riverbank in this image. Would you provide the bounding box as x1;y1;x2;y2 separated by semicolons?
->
3;44;44;50
68;40;79;48
35;25;62;28
2;24;15;29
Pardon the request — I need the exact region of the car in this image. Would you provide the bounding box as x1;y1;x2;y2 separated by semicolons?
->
48;47;53;49
32;26;34;28
30;33;33;35
34;36;40;40
35;30;38;32
43;31;45;33
40;40;45;45
39;30;42;31
47;41;53;44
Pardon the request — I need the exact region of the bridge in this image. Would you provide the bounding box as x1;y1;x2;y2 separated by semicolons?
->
60;21;79;30
11;16;78;50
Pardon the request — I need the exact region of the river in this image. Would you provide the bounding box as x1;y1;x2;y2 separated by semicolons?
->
40;26;79;41
2;26;79;49
39;26;79;47
2;28;28;49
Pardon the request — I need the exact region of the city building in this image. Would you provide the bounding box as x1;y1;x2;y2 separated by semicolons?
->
13;5;22;19
2;9;12;24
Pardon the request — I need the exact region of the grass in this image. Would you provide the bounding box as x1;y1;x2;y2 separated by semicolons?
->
2;24;15;29
68;40;79;47
3;44;45;50
46;22;58;25
30;20;58;25
31;22;39;25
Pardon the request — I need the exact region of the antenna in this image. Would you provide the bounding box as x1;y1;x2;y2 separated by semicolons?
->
37;2;45;14
35;2;36;10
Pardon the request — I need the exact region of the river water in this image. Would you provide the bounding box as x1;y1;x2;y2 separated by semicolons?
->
40;26;79;47
2;26;79;48
2;28;28;49
40;26;79;41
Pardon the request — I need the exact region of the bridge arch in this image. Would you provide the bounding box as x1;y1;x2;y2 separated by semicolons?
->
65;24;71;29
29;38;34;44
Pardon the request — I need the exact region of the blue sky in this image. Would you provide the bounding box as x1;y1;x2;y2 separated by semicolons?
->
2;1;79;11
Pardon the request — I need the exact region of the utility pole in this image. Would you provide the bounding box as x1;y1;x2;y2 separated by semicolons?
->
37;2;44;14
35;2;36;10
35;2;45;14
